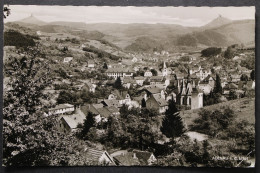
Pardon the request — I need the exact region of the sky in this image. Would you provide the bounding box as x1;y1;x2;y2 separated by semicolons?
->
4;5;255;26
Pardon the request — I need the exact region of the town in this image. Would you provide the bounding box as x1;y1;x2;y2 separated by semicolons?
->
3;6;255;167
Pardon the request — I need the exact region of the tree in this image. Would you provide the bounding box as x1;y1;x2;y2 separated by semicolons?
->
160;99;186;140
224;46;235;59
141;98;146;108
250;70;255;81
201;47;222;57
213;74;222;94
151;69;158;76
113;77;122;89
240;74;248;81
78;112;95;140
103;62;108;69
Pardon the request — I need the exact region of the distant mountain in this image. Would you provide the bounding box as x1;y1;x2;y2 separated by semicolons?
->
7;15;254;52
18;14;46;26
177;19;255;48
202;15;232;30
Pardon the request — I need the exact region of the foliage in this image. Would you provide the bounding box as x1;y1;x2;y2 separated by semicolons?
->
77;112;96;140
224;45;237;59
240;54;255;70
201;47;222;57
103;62;108;69
213;74;222;94
151;69;158;76
4;30;39;48
240;74;249;81
3;46;94;166
161;99;186;139
250;70;255;81
141;98;146;108
82;47;120;61
191;107;236;137
113;77;122;89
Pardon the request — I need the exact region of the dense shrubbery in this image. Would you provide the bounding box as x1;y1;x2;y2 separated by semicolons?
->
83;47;120;61
4;30;39;48
201;47;222;57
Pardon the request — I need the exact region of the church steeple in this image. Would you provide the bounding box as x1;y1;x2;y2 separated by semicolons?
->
162;61;168;76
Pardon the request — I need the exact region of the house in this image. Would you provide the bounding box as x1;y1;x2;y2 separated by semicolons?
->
198;75;215;94
108;90;131;105
48;103;75;116
146;95;168;114
132;57;138;63
101;99;122;108
83;82;96;93
111;150;157;166
113;152;140;166
122;77;135;89
144;70;153;77
80;104;115;123
63;57;73;63
59;113;85;133
196;69;211;80
134;76;145;86
88;60;95;68
140;86;166;100
105;67;134;79
150;76;165;85
132;150;157;165
84;148;116;165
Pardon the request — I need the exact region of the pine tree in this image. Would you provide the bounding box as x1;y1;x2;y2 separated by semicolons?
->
113;77;122;89
213;74;222;94
160;99;186;139
103;62;108;69
141;98;146;108
80;112;95;140
250;70;255;81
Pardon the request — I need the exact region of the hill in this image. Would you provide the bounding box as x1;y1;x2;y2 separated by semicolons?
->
17;14;46;26
181;97;255;128
201;15;232;30
8;15;255;52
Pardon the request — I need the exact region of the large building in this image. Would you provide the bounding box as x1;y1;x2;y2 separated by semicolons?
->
105;67;134;79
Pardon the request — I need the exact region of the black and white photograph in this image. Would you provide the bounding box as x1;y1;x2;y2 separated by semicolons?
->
3;5;255;167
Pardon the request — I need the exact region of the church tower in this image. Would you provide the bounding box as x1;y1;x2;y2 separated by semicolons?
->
162;61;168;76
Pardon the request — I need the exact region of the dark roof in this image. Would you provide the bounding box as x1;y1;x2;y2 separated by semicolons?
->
133;150;154;165
114;153;140;166
102;99;121;108
97;107;112;118
145;86;162;94
153;95;168;107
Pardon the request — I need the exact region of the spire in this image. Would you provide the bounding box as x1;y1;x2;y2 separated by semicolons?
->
163;61;167;69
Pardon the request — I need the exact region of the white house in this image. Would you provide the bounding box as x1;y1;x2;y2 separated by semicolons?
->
88;60;95;68
144;70;153;77
63;57;73;63
48;103;75;116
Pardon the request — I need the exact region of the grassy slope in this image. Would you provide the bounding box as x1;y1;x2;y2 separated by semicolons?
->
181;97;255;128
